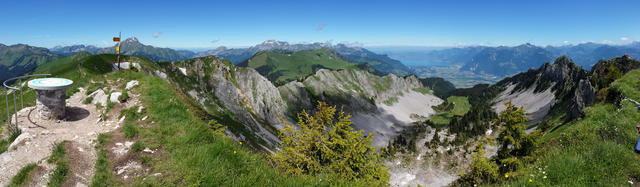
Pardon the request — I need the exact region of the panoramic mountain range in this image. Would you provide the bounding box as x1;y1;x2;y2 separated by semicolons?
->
47;39;413;77
411;42;640;76
1;39;639;186
48;39;640;81
3;38;639;88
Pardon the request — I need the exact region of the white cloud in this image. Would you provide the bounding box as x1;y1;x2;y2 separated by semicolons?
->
620;37;630;41
152;32;162;38
563;41;569;44
602;40;614;44
316;24;326;31
211;38;221;44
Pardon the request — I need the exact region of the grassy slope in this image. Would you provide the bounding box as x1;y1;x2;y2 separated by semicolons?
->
0;53;366;186
429;96;471;125
499;69;640;186
8;163;37;187
111;70;363;186
239;48;358;82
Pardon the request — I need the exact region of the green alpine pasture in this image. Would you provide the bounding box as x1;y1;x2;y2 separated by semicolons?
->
238;48;359;83
429;96;471;125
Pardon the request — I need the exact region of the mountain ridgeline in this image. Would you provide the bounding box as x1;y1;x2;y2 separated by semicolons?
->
197;40;413;76
0;44;59;81
160;54;442;149
237;48;384;84
416;42;640;77
49;39;412;77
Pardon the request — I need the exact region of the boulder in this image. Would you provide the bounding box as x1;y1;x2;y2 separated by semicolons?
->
125;80;139;90
110;92;122;103
88;89;108;106
8;132;32;151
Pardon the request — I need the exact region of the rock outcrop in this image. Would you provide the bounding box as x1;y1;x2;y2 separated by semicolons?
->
163;56;282;149
162;56;440;149
493;56;594;122
567;79;595;120
279;69;440;147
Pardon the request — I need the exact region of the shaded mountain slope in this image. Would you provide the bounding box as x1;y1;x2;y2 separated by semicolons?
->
0;44;59;81
97;37;190;62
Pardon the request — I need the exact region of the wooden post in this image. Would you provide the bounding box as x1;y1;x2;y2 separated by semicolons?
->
117;32;121;69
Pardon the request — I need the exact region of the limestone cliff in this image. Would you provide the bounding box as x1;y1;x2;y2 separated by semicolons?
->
159;56;442;149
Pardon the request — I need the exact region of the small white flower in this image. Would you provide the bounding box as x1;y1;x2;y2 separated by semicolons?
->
543;176;547;179
629;180;633;185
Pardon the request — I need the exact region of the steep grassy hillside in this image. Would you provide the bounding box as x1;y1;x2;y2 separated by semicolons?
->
237;48;359;83
1;53;367;186
418;77;456;98
0;44;59;81
495;69;640;186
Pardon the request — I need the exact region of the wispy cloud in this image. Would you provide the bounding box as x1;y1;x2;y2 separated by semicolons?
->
602;40;614;44
211;38;221;44
153;32;162;38
316;24;326;31
563;41;569;45
620;37;630;41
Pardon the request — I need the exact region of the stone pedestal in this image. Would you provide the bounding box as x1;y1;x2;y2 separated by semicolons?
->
35;89;66;120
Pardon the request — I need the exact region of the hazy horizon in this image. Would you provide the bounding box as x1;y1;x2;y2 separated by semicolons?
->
1;0;638;48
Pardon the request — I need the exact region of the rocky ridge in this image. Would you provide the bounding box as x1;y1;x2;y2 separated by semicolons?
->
163;56;440;149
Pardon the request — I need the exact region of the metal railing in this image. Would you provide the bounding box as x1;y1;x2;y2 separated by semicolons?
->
3;74;50;127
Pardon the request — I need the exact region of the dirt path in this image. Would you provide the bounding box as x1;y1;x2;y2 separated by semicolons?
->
0;88;122;186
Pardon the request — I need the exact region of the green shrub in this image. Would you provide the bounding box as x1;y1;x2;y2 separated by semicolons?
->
494;101;528;158
270;102;390;185
455;141;499;186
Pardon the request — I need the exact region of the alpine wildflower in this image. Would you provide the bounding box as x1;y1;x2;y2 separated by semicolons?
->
505;174;509;178
234;150;237;154
529;179;533;183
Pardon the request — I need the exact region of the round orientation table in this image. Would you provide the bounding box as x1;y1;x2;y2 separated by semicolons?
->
28;78;73;120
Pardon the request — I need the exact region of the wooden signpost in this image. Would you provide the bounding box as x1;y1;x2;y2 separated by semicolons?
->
113;32;121;69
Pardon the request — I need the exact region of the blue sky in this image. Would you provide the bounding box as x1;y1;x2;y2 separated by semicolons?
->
0;0;638;48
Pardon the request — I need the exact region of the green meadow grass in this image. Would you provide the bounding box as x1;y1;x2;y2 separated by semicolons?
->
8;163;37;187
47;141;69;187
497;69;640;186
124;75;367;186
429;96;471;125
240;48;359;83
90;133;121;186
